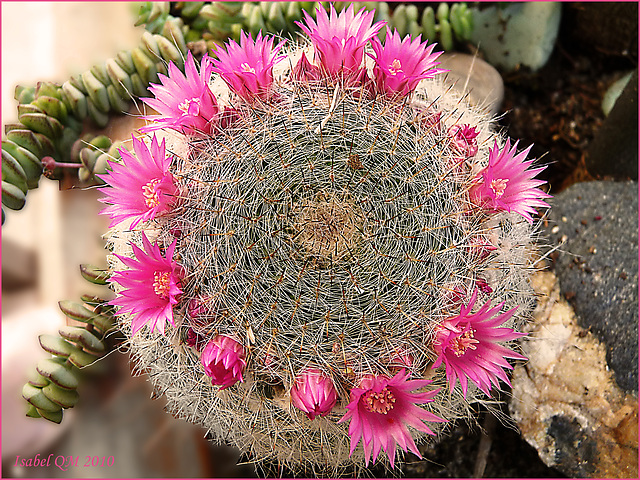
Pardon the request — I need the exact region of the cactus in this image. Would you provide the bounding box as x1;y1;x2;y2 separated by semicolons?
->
97;4;550;474
22;265;117;424
2;1;473;223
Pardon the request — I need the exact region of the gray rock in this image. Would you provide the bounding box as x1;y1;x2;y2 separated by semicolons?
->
438;52;504;117
545;180;638;392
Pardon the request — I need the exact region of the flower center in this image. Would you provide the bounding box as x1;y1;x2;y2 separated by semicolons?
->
153;271;172;298
178;97;201;116
389;58;402;75
451;328;479;357
363;386;396;414
490;178;509;198
240;62;256;74
142;178;161;208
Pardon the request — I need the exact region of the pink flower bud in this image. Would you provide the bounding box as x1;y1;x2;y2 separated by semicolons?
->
201;335;246;389
466;235;498;261
440;282;468;312
385;349;414;373
290;369;338;419
475;277;493;294
419;109;442;133
187;296;210;321
448;124;479;158
41;156;57;172
292;52;321;82
186;327;206;352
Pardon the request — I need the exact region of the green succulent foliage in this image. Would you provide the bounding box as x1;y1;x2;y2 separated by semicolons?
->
390;3;474;50
1;19;188;220
22;265;117;424
71;135;126;185
139;2;474;51
2;83;76;214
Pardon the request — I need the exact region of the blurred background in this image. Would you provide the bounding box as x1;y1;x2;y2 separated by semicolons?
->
1;3;252;478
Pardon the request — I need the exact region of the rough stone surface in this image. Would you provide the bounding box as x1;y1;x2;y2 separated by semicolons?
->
510;270;638;478
545;180;638;392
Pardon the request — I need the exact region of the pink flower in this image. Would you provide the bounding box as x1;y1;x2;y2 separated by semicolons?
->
98;135;178;229
448;124;479;158
369;29;446;98
432;289;526;397
211;31;286;102
110;233;182;335
469;139;551;223
141;51;218;135
290;369;338;420
296;4;385;82
475;277;493;294
338;370;445;468
201;335;246;389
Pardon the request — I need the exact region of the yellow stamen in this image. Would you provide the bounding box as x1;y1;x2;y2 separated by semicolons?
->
451;329;479;357
363;386;396;414
490;178;509;198
178;97;200;115
389;58;402;75
142;179;161;208
153;271;171;298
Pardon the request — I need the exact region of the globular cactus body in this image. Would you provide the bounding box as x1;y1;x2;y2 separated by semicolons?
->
101;4;549;474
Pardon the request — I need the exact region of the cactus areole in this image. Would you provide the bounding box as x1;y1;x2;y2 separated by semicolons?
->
101;5;550;473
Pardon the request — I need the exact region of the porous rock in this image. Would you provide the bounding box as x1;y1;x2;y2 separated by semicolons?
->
510;270;638;478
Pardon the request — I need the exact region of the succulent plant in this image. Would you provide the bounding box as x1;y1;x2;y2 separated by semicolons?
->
139;2;474;52
21;265;117;424
1;16;188;222
88;3;548;474
2;2;473;224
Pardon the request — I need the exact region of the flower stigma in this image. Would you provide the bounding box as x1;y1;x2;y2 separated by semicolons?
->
451;328;479;357
490;178;509;198
389;58;402;75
